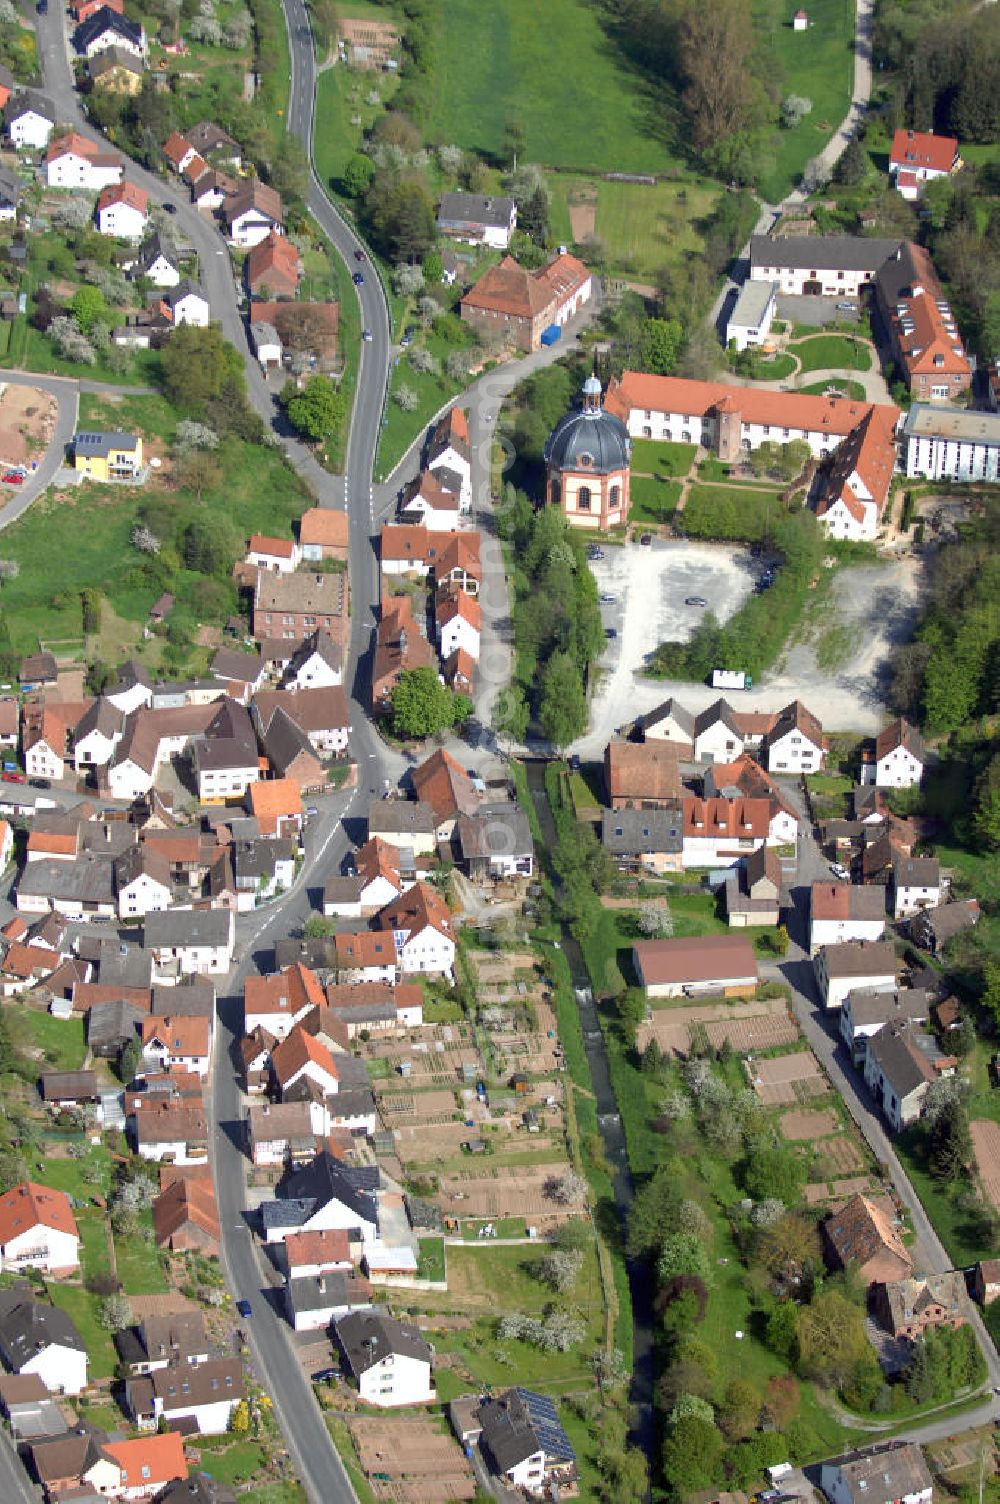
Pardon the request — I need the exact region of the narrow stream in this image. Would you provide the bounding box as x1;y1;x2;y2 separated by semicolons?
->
524;761;654;1471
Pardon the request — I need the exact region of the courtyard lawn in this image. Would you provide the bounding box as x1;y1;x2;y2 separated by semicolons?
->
11;1010;86;1072
793;335;872;374
198;1441;269;1486
29;1142;114;1199
630;438;697;479
665;888;730;939
48;1283;118;1379
549;177;719;279
76;1208;113;1284
739;351;798;381
425;0;674;173
682;485;785;542
752;0;855;202
630;476;682;525
800;378;867;399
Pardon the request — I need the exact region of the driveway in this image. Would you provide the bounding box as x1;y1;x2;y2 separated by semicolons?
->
777;294;860;328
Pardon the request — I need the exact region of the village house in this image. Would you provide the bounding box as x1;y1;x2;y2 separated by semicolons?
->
72;429;142;481
144;908;235;978
245;229;301;298
604;739;684;810
284;1271;372;1332
891;854;941;919
911;898;980;956
271;1024;342;1101
0;1183;79;1275
152;1176;220;1256
115;1306;209;1375
96;179;148;239
0;1294;88;1395
29;1429;120;1498
0;1374;66;1440
243;962;325;1039
435;586;481;662
726;278;778;354
862;718;926;788
749;233;901;298
249;300;339;370
325;981;423;1036
900;403;1000;484
704;756;799;845
761;700;826;772
87;44;144;90
889;128;960;198
5;90;56;149
74;4;146;57
335;929;399;986
16;855;116;920
126;1357;242;1435
972;1259;1000;1305
282;1227;352;1279
225;182;283;248
167;280;209;327
377;882;456;977
247;534;301;574
372;594;438;710
813;940;897;1010
140;1014;211;1078
681;795;772;869
103;1433;189;1499
299;506;349;563
455;803;534;882
260;1152;380;1248
437;191;516;249
465;1387;577;1498
872;1271;966;1341
252;569;347;651
819;1441;931;1504
460;251;592;352
254;684;350;758
411;747;480;839
333;1310;434;1407
823;1193;913;1284
601;807;683;875
840;986;928;1062
210;647;265;703
248;777;303;840
399;468;465;531
638;698;695;748
368;798;438;855
136;232;182;287
115;845;172;920
246;1100;317;1166
724;844;783;927
132;1094;208;1165
863;1019;954;1130
633;934;758;1000
809;883;887;954
282;631;344;691
692;700;745;764
342;836;414;912
427;406;473;509
46;130;123;189
875;242;971;401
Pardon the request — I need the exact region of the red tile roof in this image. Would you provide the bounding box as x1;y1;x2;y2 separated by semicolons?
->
284;1227;351;1269
246;230;301;294
606;371;898;440
248;533;296;558
104;1433;187;1491
890;129;958;175
271;1024;340;1088
682;796;771;840
97;179;148;214
462;252;589;320
0;1181;78;1246
299;507;348;549
162;130;192;168
334;929;397;969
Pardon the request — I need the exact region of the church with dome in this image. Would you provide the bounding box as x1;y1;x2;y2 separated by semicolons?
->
542;375;632;531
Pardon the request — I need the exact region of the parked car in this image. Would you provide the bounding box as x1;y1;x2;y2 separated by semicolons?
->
353;249;365;261
236;1299;252;1318
599;592;617;605
362;329;373;342
829;861;850;881
639;533;653;546
30;778;51;789
352;272;364;285
2;471;24;485
400;327;417;349
306;806;319;818
684;595;708;608
836;301;856;311
605;627;617;640
313;1367;342;1382
587;545;604;561
1;771;25;783
163;203;177;215
568;754;581;772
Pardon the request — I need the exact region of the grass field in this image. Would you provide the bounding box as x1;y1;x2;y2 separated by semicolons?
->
739;351;798;381
0;395;310;660
199;1441;269;1486
48;1282;118;1379
313;65;399;193
752;0;855;201
426;0;673;173
11;1010;86;1072
114;1213;169;1296
377;328;477;481
549;176;718;278
630;439;696;479
793;335;872;374
683;485;784;541
2;328;162;388
630;475;682;525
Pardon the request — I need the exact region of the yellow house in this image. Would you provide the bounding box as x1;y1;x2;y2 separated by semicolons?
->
72;431;143;482
88;47;145;95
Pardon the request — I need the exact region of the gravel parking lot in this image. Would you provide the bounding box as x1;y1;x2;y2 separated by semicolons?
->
777;293;859;327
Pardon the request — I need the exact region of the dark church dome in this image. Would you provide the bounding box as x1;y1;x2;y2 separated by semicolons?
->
543;376;631;476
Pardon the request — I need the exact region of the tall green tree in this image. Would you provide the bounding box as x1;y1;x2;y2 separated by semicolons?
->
538;651;586;747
